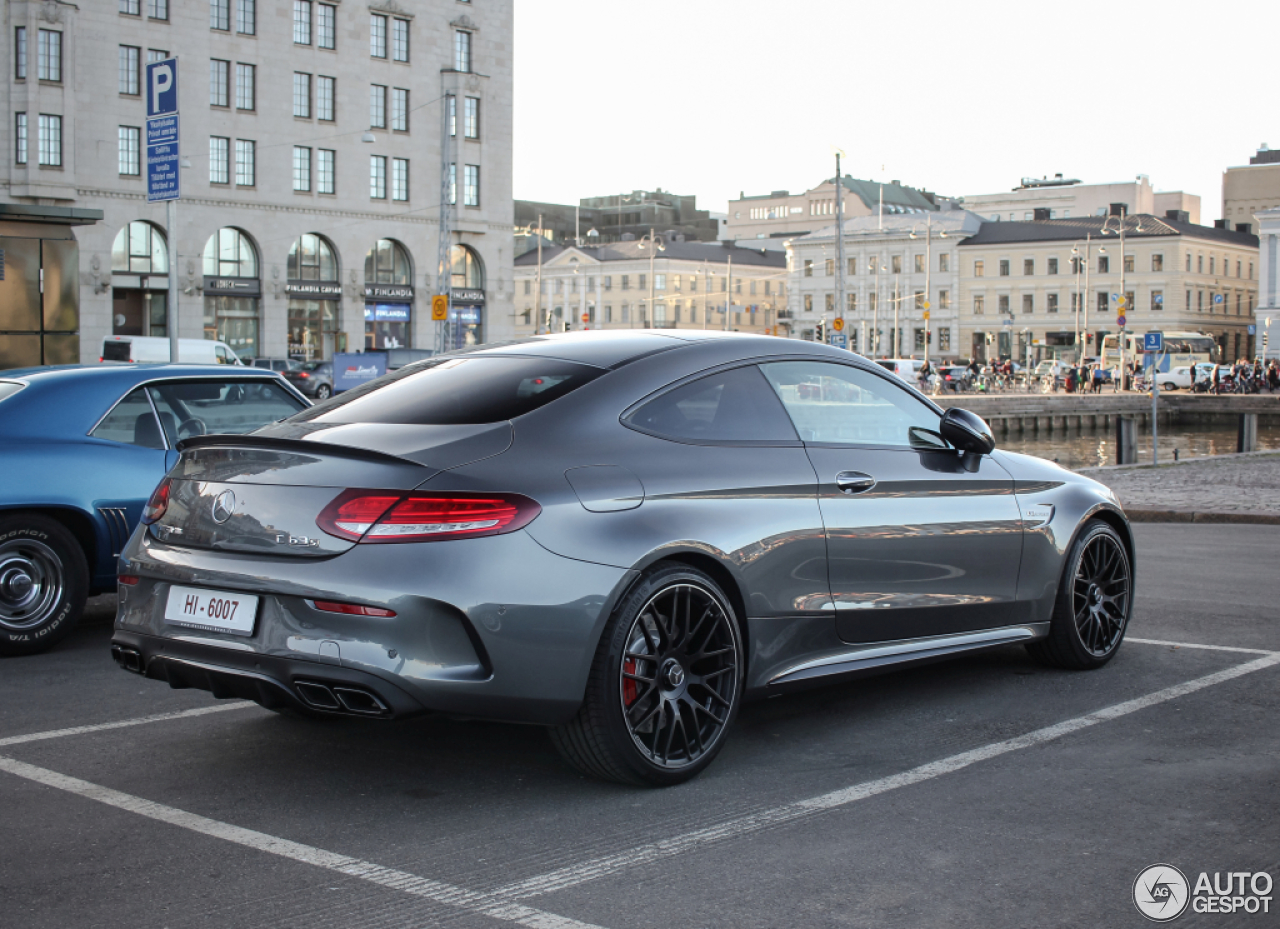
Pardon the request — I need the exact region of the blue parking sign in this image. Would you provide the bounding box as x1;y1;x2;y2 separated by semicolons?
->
145;58;178;117
1143;332;1163;353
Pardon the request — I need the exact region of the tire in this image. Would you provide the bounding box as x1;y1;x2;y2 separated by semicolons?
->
315;384;332;400
1027;520;1132;670
1161;383;1176;392
0;513;89;657
550;563;745;786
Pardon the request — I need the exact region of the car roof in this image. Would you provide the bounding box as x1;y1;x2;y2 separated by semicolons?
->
448;329;789;370
0;363;276;383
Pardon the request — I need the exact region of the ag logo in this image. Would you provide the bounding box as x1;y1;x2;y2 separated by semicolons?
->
211;490;236;524
1134;864;1190;921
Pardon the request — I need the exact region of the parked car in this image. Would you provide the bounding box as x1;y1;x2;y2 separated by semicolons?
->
101;336;242;365
937;365;972;391
0;365;309;656
874;358;924;385
247;357;303;374
114;331;1134;786
283;360;334;400
1155;366;1194;390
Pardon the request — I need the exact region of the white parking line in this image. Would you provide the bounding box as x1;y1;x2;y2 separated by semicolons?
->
0;753;603;929
495;651;1280;900
0;702;255;748
1127;637;1279;656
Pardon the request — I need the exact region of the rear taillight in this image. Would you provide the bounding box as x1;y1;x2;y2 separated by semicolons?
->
118;575;140;586
141;479;171;525
312;600;396;617
316;490;540;544
298;372;310;379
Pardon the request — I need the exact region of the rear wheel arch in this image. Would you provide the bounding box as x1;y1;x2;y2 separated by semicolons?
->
0;506;98;575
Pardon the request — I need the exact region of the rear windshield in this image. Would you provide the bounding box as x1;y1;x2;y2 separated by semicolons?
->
300;361;326;372
293;356;604;425
103;341;131;362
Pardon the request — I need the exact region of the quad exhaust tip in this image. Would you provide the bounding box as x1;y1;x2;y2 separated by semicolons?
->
111;645;144;674
294;680;390;716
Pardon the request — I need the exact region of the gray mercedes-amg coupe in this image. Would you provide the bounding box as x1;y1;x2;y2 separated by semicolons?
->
112;331;1134;785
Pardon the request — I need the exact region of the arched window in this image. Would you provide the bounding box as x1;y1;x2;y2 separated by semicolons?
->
365;238;412;285
111;221;167;274
449;244;484;290
202;227;258;278
289;233;339;281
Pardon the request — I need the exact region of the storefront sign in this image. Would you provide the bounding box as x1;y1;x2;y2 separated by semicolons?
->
451;306;481;324
363;284;414;301
203;276;261;296
286;281;343;297
452;288;485;305
364;304;411;322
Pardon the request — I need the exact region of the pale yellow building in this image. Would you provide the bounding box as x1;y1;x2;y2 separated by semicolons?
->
512;238;787;336
962;175;1200;225
957;215;1259;363
1223;146;1280;233
726;176;941;242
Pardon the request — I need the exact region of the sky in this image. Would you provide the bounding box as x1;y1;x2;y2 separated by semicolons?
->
514;0;1276;223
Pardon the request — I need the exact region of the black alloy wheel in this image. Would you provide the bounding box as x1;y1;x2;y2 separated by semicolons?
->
0;513;88;657
551;564;744;786
1028;520;1132;670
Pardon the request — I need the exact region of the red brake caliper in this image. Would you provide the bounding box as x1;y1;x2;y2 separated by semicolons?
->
623;657;638;705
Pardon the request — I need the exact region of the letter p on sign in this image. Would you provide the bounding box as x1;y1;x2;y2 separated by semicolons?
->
146;58;178;118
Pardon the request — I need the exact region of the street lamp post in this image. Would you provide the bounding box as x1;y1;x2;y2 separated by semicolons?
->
909;216;945;367
1101;208;1145;389
638;228;665;329
1071;233;1099;363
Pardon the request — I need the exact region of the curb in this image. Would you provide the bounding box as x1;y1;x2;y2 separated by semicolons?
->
1125;508;1280;525
1078;449;1280;474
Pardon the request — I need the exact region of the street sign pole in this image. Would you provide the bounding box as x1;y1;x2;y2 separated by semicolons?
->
146;57;180;362
1144;331;1164;464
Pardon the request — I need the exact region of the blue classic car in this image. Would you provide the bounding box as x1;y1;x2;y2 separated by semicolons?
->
0;364;309;655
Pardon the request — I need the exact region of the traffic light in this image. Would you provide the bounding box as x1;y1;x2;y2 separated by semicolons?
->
816;321;826;342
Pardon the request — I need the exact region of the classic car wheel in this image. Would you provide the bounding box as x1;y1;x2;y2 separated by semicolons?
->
1027;521;1131;670
551;563;744;786
0;514;88;656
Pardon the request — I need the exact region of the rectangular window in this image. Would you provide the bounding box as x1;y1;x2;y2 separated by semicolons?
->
825;258;834;276
848;257;857;275
1097;292;1108;314
1047;293;1058;313
120;0;141;13
464;97;479;139
1022;294;1033;314
1124;255;1134;273
211;0;230;31
1098;255;1109;273
455;31;471;71
914;254;924;273
621;275;629;291
236;0;255;34
891;255;902;274
118;126;141;175
1151;290;1163;312
1023;258;1034;275
316;76;335;121
999;259;1010;276
1186;253;1192;272
14;112;26;164
369;85;386;128
448;163;456;204
370;14;387;58
148;0;168;19
293;73;311;118
234;138;255;186
825;293;834;311
803;259;813;277
973;295;984;315
463;164;478;205
293;0;311;44
235;63;255;111
1152;253;1163;272
37;29;61;81
939;253;949;273
119;46;140;95
974;260;983;277
1197;254;1203;273
655;274;667;291
209;136;229;183
1209;257;1215;274
447;95;456;136
998;295;1010;314
15;27;25;80
210;59;229;106
317;148;334;194
37;114;61;166
1047;257;1058;275
317;3;336;48
147;49;168;64
392;157;408;201
392;88;408;131
370;155;386;198
293;146;310;191
914;290;924;310
939;289;950;310
392;18;409;61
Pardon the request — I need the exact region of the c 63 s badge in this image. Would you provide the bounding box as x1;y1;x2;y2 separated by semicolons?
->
276;534;320;549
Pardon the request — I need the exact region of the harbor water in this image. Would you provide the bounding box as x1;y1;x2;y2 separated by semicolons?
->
1002;421;1280;470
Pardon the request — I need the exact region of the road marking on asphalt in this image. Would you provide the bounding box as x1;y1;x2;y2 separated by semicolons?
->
0;753;604;929
1127;637;1279;656
0;702;255;748
496;651;1280;900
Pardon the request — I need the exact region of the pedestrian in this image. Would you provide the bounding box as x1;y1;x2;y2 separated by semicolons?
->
1212;363;1221;395
1269;361;1279;393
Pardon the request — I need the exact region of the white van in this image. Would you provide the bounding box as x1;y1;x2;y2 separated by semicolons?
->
100;336;243;365
874;358;925;384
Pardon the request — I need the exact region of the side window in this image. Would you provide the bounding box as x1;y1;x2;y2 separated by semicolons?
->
625;365;797;443
215;345;230;364
760;362;939;446
147;380;305;444
89;388;166;449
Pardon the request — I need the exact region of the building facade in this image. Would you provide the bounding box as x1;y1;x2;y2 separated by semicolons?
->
726;176;942;242
955;216;1260;364
786;211;985;360
3;0;513;365
961;175;1200;226
1223;146;1280;235
512;238;786;336
1256;206;1279;360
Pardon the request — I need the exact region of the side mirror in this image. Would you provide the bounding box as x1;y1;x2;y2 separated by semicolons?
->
939;408;996;456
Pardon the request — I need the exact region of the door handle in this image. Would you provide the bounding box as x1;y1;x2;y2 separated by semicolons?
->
835;471;876;494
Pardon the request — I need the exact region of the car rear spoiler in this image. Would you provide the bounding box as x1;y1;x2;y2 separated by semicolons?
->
177;433;414;467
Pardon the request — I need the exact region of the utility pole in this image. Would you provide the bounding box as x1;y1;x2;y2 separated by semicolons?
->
166;199;179;363
1119;209;1127;390
834;152;846;349
724;255;733;331
893;269;900;358
436;81;456;352
923;214;932;368
533;214;544;333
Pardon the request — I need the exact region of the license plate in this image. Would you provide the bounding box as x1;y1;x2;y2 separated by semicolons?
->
164;585;259;636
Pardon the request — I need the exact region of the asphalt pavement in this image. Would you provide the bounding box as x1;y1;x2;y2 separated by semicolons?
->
2;524;1278;929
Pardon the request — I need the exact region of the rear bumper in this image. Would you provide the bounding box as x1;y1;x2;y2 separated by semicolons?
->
111;630;427;718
